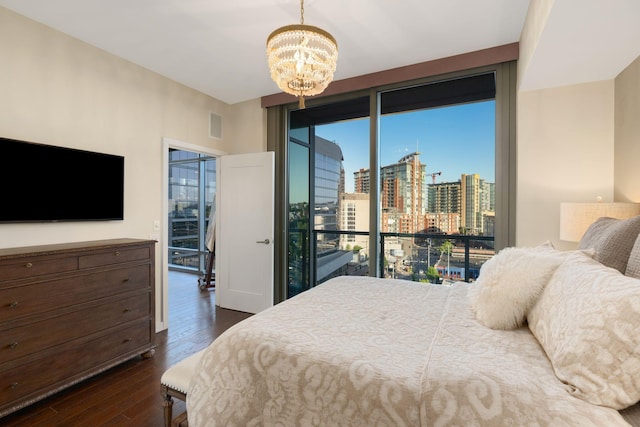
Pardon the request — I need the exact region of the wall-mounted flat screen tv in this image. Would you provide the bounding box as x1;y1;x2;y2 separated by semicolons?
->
1;137;124;223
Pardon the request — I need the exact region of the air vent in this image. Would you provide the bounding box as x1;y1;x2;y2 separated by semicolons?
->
209;112;222;140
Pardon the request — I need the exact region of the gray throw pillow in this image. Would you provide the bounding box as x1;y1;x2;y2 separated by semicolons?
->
578;215;640;273
625;234;640;278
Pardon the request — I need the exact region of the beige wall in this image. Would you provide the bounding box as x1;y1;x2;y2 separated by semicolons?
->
516;65;640;251
0;7;265;250
516;0;640;250
516;81;615;249
226;99;268;153
0;7;266;331
614;55;640;203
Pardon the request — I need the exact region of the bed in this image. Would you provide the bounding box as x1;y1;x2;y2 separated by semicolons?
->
187;215;640;426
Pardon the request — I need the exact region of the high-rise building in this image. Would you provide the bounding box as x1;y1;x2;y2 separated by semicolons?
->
315;136;343;252
351;152;494;236
426;176;494;235
308;136;356;283
460;173;496;235
460;174;478;233
338;193;370;255
380;152;426;233
426;180;461;234
481;181;495;213
428;181;460;214
353;168;370;193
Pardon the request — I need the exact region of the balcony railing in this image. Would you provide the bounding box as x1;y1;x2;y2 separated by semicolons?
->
379;232;494;283
288;229;495;296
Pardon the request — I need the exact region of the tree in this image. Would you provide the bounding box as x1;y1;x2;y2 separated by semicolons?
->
353;245;362;253
440;240;453;278
426;266;440;283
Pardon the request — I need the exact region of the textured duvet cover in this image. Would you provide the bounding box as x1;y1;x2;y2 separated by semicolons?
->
187;276;630;426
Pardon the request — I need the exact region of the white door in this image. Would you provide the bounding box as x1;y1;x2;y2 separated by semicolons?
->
216;151;274;313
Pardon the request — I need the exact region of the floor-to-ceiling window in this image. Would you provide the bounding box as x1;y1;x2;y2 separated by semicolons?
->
377;73;497;283
315;121;370;284
270;62;516;301
167;149;216;273
287;97;370;297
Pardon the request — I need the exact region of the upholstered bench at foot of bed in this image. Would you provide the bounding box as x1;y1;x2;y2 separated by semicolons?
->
161;349;205;427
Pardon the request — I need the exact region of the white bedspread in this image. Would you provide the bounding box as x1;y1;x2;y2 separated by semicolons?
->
187;276;630;426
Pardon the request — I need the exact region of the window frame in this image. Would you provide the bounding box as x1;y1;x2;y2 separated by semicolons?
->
268;61;517;302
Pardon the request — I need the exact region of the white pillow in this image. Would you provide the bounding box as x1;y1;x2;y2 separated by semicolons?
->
528;251;640;409
468;242;591;330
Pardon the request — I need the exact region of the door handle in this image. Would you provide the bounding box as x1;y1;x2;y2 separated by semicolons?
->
256;239;270;244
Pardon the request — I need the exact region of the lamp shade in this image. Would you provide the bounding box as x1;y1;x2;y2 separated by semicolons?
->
559;202;640;242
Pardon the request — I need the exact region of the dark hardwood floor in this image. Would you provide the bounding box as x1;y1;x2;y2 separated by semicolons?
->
1;271;252;427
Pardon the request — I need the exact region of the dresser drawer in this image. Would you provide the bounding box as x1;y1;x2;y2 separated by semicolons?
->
78;247;150;269
0;256;78;282
0;321;152;406
0;239;155;418
0;293;150;364
0;265;150;323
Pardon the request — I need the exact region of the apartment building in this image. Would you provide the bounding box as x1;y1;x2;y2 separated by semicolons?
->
338;192;370;255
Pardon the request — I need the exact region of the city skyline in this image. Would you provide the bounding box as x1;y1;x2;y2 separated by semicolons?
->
316;99;496;193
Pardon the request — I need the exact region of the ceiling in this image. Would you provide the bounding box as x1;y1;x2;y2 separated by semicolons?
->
0;1;639;105
518;0;640;92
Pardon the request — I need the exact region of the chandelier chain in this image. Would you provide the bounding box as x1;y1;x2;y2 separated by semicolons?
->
300;0;304;25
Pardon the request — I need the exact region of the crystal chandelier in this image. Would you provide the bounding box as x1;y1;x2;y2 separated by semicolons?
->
266;0;338;109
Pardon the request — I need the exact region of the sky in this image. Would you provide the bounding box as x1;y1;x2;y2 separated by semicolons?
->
316;100;496;193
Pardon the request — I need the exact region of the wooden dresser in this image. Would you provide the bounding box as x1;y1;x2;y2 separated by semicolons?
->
0;238;156;418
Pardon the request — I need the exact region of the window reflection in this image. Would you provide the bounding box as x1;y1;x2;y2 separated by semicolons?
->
168;149;216;272
288;141;310;297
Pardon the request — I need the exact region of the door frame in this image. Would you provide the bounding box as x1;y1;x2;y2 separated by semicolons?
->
158;137;226;332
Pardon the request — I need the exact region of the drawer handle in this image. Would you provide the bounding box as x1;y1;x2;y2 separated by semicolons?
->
9;341;18;349
10;382;18;390
9;301;19;308
124;337;133;343
115;251;121;257
123;308;131;313
25;262;33;268
122;278;130;283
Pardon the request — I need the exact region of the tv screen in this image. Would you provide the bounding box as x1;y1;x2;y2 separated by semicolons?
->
1;137;124;223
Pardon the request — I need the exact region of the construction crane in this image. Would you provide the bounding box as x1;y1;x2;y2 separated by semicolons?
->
426;171;442;184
